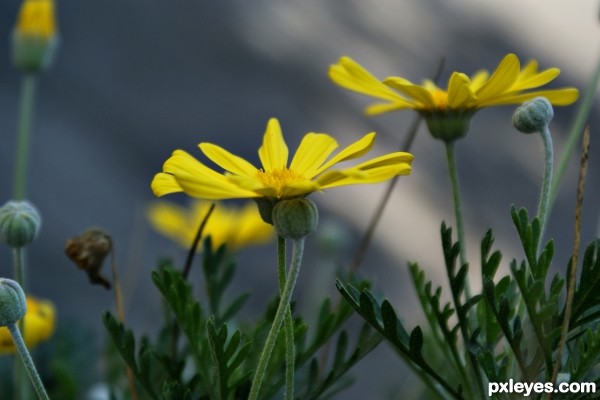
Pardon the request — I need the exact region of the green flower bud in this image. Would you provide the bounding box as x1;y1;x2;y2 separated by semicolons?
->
423;110;474;143
272;198;318;239
512;97;554;134
0;201;42;248
0;279;27;327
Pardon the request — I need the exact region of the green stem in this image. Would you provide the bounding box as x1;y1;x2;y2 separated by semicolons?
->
13;74;37;200
277;236;295;400
444;142;468;270
537;126;553;254
13;247;30;400
445;142;485;396
550;50;600;208
8;323;49;400
249;238;305;400
13;247;26;292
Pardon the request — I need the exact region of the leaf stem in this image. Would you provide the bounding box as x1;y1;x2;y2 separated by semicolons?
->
249;238;304;400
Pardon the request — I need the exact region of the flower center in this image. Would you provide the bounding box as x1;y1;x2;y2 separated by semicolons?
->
255;168;306;198
431;88;449;110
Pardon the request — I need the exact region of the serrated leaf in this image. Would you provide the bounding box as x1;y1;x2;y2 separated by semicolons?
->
408;327;424;361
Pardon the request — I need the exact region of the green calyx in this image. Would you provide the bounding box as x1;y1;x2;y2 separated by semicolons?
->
254;197;278;225
0;279;27;327
0;200;42;248
272;198;319;239
423;110;475;143
12;34;59;74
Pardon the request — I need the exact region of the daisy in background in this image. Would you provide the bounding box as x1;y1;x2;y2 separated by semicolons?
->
329;53;578;142
147;200;274;251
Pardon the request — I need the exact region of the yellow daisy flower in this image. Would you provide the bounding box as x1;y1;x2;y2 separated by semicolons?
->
330;54;579;141
147;200;274;250
330;53;578;114
0;296;55;354
151;118;414;201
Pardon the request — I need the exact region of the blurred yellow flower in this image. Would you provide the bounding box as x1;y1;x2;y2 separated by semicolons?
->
329;54;579;115
0;296;55;354
151;118;414;200
13;0;59;72
148;200;274;250
15;0;57;40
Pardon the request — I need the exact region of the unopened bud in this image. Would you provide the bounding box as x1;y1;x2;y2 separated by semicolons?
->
512;97;554;134
0;200;42;248
0;279;27;327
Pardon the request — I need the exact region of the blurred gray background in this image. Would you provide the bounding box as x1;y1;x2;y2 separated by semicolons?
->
0;0;598;398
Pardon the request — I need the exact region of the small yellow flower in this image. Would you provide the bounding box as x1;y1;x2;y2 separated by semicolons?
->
329;54;579;115
13;0;59;72
147;200;274;250
151;118;414;201
15;0;57;40
0;296;55;354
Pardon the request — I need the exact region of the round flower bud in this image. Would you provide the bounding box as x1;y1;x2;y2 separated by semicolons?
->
512;97;554;134
272;198;318;239
0;279;27;327
0;201;42;248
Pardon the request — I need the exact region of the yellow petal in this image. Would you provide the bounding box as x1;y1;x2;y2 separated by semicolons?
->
517;60;539;80
289;133;339;178
366;101;414;115
511;68;560;91
475;53;520;101
349;151;414;171
316;152;413;189
258;118;288;171
447;72;477;109
313;132;376;176
469;70;489;91
163;150;257;199
199;142;258;177
232;203;273;248
151;173;183;197
480;88;579;107
329;56;408;102
147;201;191;247
384;78;435;108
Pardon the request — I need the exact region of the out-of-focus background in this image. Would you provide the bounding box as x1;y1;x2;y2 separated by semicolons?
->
0;0;598;398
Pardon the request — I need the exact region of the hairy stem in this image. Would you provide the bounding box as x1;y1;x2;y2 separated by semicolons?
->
8;323;49;400
277;236;295;400
537;125;554;254
249;238;305;400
